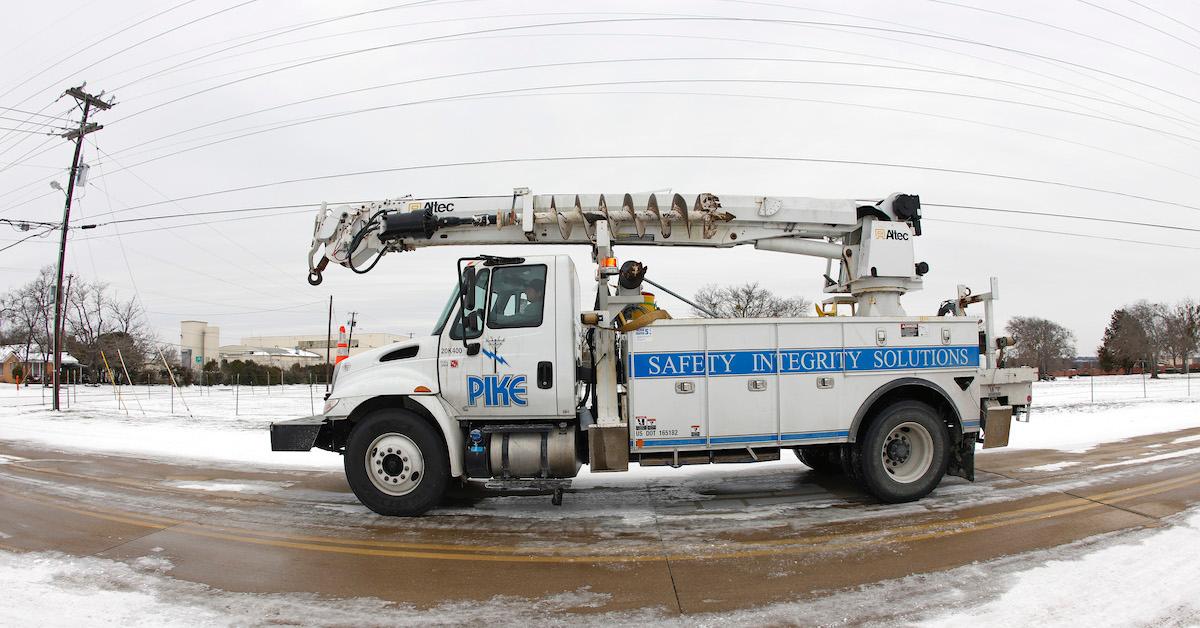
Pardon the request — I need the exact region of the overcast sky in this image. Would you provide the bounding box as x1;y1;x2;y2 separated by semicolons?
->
0;0;1197;353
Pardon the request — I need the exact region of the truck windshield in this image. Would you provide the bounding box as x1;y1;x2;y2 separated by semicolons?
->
431;267;490;336
431;287;458;335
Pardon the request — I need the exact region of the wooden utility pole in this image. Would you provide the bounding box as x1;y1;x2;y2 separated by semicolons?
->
52;85;113;411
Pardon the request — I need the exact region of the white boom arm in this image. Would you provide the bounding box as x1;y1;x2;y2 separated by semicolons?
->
307;188;927;316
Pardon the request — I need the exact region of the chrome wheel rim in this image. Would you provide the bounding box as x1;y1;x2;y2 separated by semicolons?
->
881;421;934;484
366;433;424;496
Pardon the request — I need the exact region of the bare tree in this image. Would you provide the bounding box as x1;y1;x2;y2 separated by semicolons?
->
0;267;57;371
1163;299;1199;374
1;269;156;383
693;282;812;318
1004;316;1076;377
64;278;153;382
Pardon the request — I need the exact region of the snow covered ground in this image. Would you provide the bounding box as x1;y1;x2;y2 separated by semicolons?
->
1;375;1199;626
1;508;1196;627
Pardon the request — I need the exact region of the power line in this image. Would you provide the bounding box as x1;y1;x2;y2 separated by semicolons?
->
928;218;1200;250
930;0;1200;80
924;203;1200;233
0;226;55;253
0;107;73;121
1124;0;1200;39
0;126;56;135
108;0;449;92
108;55;1200;163
109;15;1200;125
85;78;1200;211
1076;0;1200;53
717;0;1200;125
0;0;203;104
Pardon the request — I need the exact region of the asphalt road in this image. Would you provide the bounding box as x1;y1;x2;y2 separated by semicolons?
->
2;427;1199;618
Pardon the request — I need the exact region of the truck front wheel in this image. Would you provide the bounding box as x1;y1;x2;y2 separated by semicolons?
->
858;400;948;503
344;409;449;516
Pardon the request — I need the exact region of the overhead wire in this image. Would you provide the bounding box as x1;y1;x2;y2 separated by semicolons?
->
1076;0;1200;53
924;203;1200;233
929;0;1200;81
716;0;1200;126
0;0;204;104
70;153;1200;223
928;218;1200;250
106;54;1200;164
1123;0;1200;40
86;140;318;301
107;15;1200;126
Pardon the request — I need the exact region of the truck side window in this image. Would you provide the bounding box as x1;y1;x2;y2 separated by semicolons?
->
449;268;490;340
487;265;547;329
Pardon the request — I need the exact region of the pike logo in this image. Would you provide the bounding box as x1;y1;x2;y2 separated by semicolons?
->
467;374;528;407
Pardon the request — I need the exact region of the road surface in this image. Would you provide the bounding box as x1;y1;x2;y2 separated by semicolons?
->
1;426;1198;618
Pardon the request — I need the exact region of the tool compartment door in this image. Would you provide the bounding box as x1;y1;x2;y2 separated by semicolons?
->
704;323;778;445
776;320;848;443
626;324;707;448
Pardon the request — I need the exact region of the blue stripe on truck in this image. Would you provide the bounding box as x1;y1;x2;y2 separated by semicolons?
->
630;345;979;379
633;430;850;448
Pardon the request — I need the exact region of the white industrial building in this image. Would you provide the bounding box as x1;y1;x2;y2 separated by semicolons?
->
217;345;323;368
181;321;407;368
180;321;220;370
240;332;407;358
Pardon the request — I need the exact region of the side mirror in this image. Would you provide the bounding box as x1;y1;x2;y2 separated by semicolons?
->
462;265;477;311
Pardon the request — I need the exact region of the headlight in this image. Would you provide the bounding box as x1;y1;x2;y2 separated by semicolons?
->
323;398;340;414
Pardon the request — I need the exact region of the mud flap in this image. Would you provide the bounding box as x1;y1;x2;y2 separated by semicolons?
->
947;431;976;481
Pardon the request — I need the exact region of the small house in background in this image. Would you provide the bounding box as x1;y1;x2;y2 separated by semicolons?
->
0;345;83;384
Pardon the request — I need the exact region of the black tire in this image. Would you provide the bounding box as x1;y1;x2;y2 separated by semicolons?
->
344;408;449;516
857;400;948;503
794;446;842;474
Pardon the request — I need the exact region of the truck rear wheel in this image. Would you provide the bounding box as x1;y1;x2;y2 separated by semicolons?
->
344;408;449;516
794;446;841;474
858;400;947;503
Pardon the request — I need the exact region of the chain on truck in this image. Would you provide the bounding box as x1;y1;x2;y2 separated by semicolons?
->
271;188;1034;516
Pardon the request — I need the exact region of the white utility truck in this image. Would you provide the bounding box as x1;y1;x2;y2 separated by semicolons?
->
272;189;1033;516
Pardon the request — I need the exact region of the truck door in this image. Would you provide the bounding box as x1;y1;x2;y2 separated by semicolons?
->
439;262;562;419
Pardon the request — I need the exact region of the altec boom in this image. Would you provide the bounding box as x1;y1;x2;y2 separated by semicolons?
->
275;187;1033;516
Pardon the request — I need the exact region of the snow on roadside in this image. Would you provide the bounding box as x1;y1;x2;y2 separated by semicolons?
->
1020;461;1080;472
1092;447;1200;469
1;509;1197;626
0;548;661;628
917;508;1200;627
1005;398;1200;453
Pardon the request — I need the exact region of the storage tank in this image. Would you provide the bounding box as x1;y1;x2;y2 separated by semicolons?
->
180;321;219;370
203;325;219;369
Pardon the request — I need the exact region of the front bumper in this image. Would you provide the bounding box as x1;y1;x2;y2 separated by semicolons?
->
270;415;327;451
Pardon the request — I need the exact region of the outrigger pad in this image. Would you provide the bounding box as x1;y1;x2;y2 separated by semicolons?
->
270;415;326;451
982;405;1013;449
588;424;630;472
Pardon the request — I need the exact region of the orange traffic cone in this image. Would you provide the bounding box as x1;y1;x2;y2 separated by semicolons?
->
335;325;349;364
